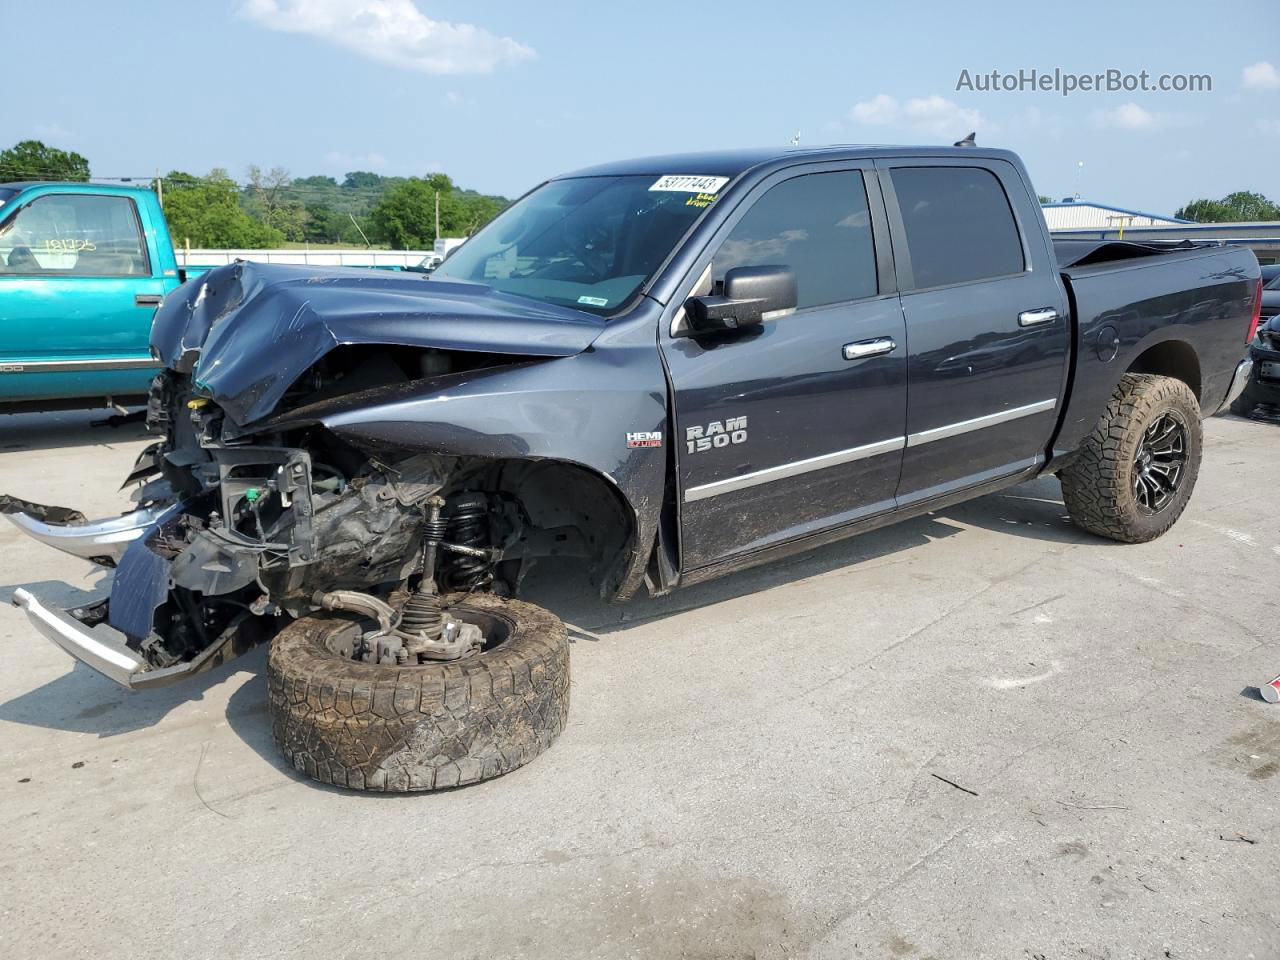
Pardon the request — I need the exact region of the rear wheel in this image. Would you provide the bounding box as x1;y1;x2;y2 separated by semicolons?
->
268;593;569;792
1059;373;1202;543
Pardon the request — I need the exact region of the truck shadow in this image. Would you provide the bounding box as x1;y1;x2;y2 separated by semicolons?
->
0;648;262;738
0;476;1105;761
0;409;147;453
522;474;1107;638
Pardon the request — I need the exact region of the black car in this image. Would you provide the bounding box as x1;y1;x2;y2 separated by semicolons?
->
1232;271;1280;417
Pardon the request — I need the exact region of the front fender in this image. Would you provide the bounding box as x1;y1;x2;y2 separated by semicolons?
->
261;317;671;601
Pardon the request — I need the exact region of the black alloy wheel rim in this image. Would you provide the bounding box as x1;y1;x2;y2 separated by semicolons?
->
1132;411;1187;514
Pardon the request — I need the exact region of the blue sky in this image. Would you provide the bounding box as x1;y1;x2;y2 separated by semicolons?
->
4;0;1277;214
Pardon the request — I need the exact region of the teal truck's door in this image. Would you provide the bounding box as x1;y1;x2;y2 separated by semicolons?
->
0;187;169;405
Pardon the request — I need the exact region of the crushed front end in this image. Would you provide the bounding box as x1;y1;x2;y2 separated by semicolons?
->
5;370;533;688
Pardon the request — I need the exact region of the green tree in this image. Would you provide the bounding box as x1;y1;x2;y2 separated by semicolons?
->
367;177;437;248
367;173;508;249
342;171;385;190
244;165;309;241
0;140;90;182
293;175;339;189
1175;191;1280;223
302;203;347;244
453;189;507;234
162;169;285;248
1037;195;1053;205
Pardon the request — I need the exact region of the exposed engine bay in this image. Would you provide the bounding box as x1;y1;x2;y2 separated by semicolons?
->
1;260;645;691
6;365;623;684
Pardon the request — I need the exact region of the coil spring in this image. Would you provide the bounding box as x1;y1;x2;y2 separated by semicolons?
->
444;496;491;590
400;590;443;637
422;512;449;544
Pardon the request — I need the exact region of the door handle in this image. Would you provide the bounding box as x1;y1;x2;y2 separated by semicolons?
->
1018;307;1058;327
135;294;164;307
842;337;896;360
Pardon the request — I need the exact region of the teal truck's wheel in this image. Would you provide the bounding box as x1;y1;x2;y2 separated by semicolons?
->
1059;373;1203;543
267;594;569;792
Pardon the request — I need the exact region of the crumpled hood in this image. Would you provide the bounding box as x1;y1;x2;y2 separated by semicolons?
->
151;261;605;424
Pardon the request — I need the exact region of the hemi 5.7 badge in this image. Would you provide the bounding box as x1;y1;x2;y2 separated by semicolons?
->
626;431;663;448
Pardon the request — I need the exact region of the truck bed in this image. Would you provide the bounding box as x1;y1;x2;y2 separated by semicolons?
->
1049;240;1257;462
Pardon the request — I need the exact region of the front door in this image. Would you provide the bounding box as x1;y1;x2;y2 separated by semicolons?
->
878;160;1071;504
661;165;908;569
0;191;165;401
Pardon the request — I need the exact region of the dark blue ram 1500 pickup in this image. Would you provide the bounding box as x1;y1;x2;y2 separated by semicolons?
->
4;145;1262;792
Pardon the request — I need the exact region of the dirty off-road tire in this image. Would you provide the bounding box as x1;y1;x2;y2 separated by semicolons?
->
268;594;569;791
1059;373;1202;543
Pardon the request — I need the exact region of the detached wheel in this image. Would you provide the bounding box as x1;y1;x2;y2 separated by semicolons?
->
1060;373;1202;543
268;594;569;792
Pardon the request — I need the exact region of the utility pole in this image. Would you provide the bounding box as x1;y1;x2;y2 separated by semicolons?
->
155;168;163;208
348;213;372;249
434;190;441;244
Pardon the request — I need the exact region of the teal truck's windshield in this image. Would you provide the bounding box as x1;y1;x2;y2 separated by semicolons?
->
432;174;727;316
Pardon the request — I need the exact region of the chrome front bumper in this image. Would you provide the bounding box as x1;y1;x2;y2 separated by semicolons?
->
1220;356;1254;412
11;588;149;688
2;504;167;563
10;587;217;690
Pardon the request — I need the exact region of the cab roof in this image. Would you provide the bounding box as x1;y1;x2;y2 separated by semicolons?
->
556;144;1022;180
0;181;154;195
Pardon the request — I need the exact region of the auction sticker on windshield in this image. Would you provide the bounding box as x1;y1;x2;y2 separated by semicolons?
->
650;175;730;193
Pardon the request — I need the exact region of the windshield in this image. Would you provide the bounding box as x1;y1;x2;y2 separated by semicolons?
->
1266;274;1280;291
0;188;16;210
432;174;724;315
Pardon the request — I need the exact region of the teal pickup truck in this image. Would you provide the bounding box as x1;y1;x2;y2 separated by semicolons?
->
0;182;200;412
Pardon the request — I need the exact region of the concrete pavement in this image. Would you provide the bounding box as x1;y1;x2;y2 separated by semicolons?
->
0;409;1277;959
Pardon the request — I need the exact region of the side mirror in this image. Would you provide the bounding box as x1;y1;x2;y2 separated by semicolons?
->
684;265;797;335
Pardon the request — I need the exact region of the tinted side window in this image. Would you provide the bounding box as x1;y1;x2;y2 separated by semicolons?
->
0;194;148;276
714;171;877;309
890;166;1024;288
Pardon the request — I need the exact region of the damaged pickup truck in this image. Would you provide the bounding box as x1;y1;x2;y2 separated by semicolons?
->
4;145;1261;792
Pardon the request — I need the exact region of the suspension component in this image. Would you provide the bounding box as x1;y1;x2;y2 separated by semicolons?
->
401;495;447;642
443;494;492;590
312;495;488;666
400;590;443;639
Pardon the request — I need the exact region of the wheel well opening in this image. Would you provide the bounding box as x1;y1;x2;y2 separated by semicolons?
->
1126;340;1201;400
449;459;636;598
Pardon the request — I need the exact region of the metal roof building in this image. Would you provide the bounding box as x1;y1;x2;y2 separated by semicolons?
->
1040;200;1193;231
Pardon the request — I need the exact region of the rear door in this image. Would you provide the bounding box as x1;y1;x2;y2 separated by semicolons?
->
878;159;1070;504
660;163;907;569
0;190;165;400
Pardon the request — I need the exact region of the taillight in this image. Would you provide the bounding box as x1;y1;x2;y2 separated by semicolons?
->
1246;277;1263;344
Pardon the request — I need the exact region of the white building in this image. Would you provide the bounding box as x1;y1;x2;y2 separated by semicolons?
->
1040;200;1191;231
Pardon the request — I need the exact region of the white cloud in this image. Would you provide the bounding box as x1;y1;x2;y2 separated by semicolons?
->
851;94;900;125
1242;61;1280;90
1090;102;1184;132
239;0;535;75
848;93;984;137
1259;118;1280;137
324;151;387;170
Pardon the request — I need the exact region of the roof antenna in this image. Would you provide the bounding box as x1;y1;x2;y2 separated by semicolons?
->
954;131;976;147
